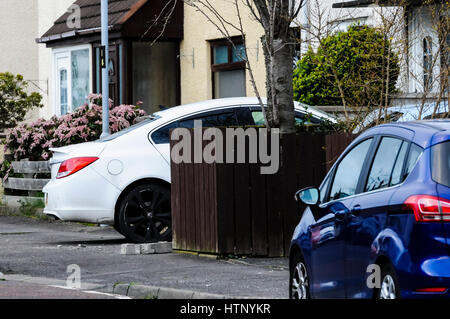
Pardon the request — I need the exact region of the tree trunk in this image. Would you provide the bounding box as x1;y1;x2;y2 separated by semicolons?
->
267;38;295;135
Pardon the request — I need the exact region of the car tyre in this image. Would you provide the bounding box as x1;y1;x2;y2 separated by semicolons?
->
375;264;400;299
289;252;310;299
118;183;172;243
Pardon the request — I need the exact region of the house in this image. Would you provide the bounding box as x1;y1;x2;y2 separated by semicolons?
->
37;0;184;116
0;0;267;119
330;0;449;106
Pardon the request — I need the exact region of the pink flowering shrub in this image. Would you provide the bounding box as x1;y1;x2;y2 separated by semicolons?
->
4;94;146;162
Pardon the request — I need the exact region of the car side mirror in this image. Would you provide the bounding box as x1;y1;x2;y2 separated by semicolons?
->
295;187;320;206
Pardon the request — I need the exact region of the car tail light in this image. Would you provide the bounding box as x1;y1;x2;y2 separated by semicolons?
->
57;157;99;179
415;287;447;293
403;195;450;222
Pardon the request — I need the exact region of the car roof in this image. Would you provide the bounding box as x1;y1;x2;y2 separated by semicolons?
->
359;120;450;149
152;97;336;122
381;119;449;130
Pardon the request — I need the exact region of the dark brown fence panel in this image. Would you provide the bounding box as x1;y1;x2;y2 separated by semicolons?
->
281;134;302;256
216;160;235;254
250;162;268;256
171;129;357;257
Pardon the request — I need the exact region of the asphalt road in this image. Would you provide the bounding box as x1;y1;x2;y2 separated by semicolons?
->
0;215;289;299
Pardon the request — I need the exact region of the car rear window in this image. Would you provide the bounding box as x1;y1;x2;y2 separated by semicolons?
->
432;141;450;188
100;116;158;142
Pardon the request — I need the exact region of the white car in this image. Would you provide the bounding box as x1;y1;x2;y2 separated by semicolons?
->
355;101;449;133
43;97;335;243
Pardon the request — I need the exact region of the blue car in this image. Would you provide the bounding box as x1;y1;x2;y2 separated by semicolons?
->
290;120;450;299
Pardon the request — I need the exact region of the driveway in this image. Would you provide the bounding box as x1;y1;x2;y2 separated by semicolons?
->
0;215;288;299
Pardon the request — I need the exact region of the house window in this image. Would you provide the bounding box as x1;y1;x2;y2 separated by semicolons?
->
71;49;90;111
53;45;91;116
59;69;68;115
423;36;433;89
211;38;247;98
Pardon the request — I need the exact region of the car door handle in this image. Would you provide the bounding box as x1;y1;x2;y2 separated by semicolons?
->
351;205;362;217
334;209;348;221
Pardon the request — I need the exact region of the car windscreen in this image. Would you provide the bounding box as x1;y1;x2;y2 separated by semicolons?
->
432;140;450;188
99;116;159;142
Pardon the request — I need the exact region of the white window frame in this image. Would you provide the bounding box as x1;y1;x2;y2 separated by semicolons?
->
52;44;93;116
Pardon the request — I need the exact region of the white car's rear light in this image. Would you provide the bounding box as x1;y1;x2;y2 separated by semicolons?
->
56;157;99;179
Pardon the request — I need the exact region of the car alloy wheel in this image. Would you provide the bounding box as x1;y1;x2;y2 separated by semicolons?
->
380;274;397;299
376;264;400;299
291;261;309;299
119;184;171;243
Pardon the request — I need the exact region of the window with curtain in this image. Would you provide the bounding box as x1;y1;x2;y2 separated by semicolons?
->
71;49;90;110
210;38;247;98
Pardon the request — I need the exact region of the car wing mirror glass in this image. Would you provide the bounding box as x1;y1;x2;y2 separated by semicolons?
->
295;187;320;206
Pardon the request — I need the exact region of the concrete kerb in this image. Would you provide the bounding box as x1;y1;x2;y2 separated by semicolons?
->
113;283;228;299
120;242;173;255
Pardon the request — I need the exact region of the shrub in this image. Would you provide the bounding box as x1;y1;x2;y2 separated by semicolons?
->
0;72;43;130
4;94;146;162
293;25;400;108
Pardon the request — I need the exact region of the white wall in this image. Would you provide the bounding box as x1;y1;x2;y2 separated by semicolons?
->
37;0;76;119
0;0;40;120
0;0;39;79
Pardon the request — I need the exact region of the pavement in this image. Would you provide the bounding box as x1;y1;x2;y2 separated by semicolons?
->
0;215;289;299
0;277;126;299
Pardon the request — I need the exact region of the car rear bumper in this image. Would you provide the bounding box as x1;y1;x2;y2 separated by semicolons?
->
398;256;450;299
402;286;450;299
43;166;121;225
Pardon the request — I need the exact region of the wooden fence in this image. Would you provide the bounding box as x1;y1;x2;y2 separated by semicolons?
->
3;160;50;204
170;131;356;257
